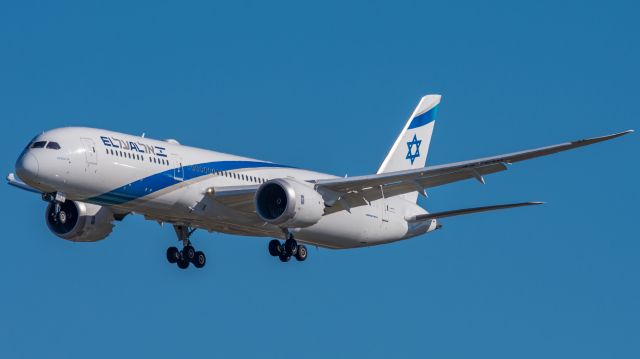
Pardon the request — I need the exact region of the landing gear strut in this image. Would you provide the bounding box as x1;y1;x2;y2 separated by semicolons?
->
167;225;206;269
43;192;67;224
268;234;308;262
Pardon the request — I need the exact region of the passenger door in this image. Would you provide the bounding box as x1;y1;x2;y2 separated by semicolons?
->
171;154;184;181
80;138;98;165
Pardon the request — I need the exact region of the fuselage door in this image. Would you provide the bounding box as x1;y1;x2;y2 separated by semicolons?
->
171;154;184;181
80;138;98;165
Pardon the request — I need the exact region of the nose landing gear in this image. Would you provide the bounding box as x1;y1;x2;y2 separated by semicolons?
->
268;235;308;262
167;225;207;269
43;191;68;224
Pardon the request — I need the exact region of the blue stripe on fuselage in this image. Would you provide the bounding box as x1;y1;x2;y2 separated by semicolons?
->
87;160;293;206
407;105;438;129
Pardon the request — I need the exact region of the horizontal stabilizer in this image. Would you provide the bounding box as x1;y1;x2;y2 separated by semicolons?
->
408;201;543;222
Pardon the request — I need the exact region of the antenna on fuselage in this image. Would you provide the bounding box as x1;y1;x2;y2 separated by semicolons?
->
141;132;146;138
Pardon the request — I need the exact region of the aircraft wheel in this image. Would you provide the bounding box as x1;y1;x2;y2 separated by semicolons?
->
295;245;308;261
279;254;291;262
166;246;180;263
58;210;68;224
177;257;190;269
193;251;206;268
183;245;196;261
284;238;298;256
268;239;282;256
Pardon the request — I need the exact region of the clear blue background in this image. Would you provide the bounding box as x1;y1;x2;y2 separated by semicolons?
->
1;1;638;358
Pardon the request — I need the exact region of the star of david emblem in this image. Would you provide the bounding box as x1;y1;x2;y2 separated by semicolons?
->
406;134;422;165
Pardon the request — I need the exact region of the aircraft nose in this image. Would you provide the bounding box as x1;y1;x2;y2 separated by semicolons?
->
15;152;39;182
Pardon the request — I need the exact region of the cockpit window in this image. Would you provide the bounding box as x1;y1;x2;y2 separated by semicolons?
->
31;141;47;148
46;142;61;150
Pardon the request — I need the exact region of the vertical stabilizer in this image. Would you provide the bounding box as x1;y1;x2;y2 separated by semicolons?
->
377;94;440;202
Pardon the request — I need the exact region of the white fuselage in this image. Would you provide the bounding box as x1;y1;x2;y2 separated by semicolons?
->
15;127;435;249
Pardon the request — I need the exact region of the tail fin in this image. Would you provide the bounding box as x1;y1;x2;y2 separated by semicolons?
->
378;94;440;202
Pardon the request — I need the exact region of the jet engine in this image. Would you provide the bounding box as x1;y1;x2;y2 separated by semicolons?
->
255;178;325;228
45;200;115;242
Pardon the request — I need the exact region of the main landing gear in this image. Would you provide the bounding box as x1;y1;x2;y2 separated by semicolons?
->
166;225;206;269
268;235;308;262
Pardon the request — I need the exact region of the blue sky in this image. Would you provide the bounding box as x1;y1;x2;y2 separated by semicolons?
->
1;1;638;358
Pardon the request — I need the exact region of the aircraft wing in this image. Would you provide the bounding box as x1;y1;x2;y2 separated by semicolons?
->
6;173;40;194
313;130;633;212
204;130;632;215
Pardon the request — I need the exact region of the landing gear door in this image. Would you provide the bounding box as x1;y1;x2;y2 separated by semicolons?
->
80;138;98;165
171;154;184;181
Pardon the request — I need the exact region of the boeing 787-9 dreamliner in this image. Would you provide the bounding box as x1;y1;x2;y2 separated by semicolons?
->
8;95;633;269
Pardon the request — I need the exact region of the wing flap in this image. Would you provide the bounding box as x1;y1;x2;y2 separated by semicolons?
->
323;162;508;214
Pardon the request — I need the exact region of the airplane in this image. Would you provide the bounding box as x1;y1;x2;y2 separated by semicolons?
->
7;94;633;269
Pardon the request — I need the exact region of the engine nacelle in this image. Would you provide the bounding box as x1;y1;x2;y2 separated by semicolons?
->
45;200;115;242
255;178;325;228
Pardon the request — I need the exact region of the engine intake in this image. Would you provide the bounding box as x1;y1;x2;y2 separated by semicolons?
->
255;178;325;228
45;200;115;242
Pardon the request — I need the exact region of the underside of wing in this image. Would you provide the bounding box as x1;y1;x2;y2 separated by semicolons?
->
207;185;259;213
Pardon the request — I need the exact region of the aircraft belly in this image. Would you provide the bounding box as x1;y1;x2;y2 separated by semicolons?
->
296;206;409;249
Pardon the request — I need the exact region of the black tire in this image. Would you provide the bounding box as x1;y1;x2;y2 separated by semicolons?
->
166;246;180;263
279;253;291;262
177;257;190;269
268;239;282;256
284;238;298;256
193;251;206;268
183;245;196;261
294;245;308;261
